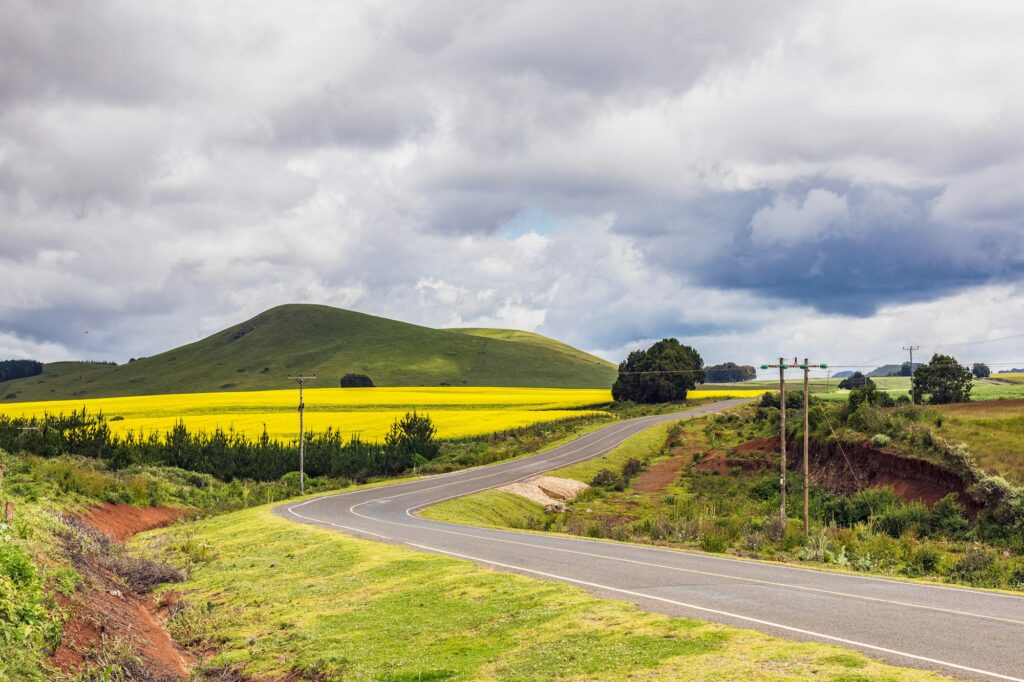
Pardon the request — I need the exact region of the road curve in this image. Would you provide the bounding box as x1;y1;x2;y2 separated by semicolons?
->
277;400;1024;681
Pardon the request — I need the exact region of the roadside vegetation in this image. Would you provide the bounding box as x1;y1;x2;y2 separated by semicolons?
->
0;410;631;679
427;392;1024;592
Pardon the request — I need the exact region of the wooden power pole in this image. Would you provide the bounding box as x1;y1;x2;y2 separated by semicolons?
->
288;375;317;493
794;359;828;533
762;357;798;526
903;345;920;374
762;357;830;532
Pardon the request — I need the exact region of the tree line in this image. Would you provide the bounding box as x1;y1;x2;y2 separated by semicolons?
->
0;409;440;483
0;359;43;382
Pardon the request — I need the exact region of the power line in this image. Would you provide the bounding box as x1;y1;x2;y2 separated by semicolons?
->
924;330;1024;349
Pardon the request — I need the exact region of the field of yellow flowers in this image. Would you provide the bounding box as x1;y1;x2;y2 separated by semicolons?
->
0;387;764;441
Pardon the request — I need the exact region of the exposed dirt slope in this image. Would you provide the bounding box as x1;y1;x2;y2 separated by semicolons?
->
732;437;978;514
52;505;193;680
86;502;192;542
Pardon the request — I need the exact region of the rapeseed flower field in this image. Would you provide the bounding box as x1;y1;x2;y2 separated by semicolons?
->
0;386;765;441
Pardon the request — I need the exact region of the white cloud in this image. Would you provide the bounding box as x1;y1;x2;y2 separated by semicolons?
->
1;1;1022;368
750;189;849;246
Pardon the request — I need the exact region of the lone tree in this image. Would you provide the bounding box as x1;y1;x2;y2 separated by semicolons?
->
838;372;872;390
382;411;438;473
340;373;374;388
911;354;973;404
703;362;757;383
612;339;704;403
972;363;991;379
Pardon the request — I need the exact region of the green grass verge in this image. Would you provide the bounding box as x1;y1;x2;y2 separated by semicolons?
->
143;506;948;681
424;489;546;529
934;402;1024;485
549;421;673;483
422;421;685;530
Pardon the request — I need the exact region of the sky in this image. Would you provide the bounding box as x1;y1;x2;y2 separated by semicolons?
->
3;1;1024;376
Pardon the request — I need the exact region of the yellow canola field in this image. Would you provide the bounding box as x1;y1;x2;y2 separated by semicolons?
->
687;389;766;399
0;387;612;441
0;386;764;441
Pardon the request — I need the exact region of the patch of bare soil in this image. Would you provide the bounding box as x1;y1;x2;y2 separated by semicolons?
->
51;508;193;680
632;456;687;492
500;476;589;510
729;436;979;514
692;450;773;476
633;440;708;493
731;436;779;455
805;439;979;515
86;502;192;542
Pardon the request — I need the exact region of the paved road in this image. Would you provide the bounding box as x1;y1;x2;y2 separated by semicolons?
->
278;400;1024;680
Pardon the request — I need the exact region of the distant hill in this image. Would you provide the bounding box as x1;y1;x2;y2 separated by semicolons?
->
0;305;617;401
831;370;855;379
868;363;923;377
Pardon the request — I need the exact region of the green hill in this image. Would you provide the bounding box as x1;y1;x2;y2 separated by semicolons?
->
0;305;617;401
868;363;922;377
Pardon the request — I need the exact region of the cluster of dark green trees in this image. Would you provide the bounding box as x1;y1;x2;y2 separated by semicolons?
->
611;339;704;403
839;354;974;406
703;362;756;383
0;360;43;382
340;373;374;387
0;409;440;483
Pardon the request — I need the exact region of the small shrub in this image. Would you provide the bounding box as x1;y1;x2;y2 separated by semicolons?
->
949;548;1003;587
621;458;644;479
590;469;625;491
908;546;942;576
876;501;929;538
928;494;969;538
0;543;36;585
699;533;728;553
766;515;787;542
870;434;891;447
49;566;82;597
109;555;186;594
852;552;877;572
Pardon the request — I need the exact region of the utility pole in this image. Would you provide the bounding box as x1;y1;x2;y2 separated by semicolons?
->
761;357;799;527
288;375;317;493
903;345;920;374
799;359;828;534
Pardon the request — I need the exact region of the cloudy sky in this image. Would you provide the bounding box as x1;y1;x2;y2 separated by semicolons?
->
3;1;1024;375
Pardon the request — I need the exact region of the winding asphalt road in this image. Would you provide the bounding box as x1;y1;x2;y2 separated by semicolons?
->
277;400;1024;680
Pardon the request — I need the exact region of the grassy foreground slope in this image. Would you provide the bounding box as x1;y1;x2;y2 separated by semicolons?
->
0;305;617;401
144;506;946;681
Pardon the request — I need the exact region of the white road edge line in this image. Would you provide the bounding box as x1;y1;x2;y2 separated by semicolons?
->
389;515;1024;626
405;541;1024;682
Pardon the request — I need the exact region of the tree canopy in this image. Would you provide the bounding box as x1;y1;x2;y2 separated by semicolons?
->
838;372;872;390
611;339;703;403
703;362;756;383
971;363;991;379
340;373;374;388
0;359;43;383
382;411;439;473
912;354;973;404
